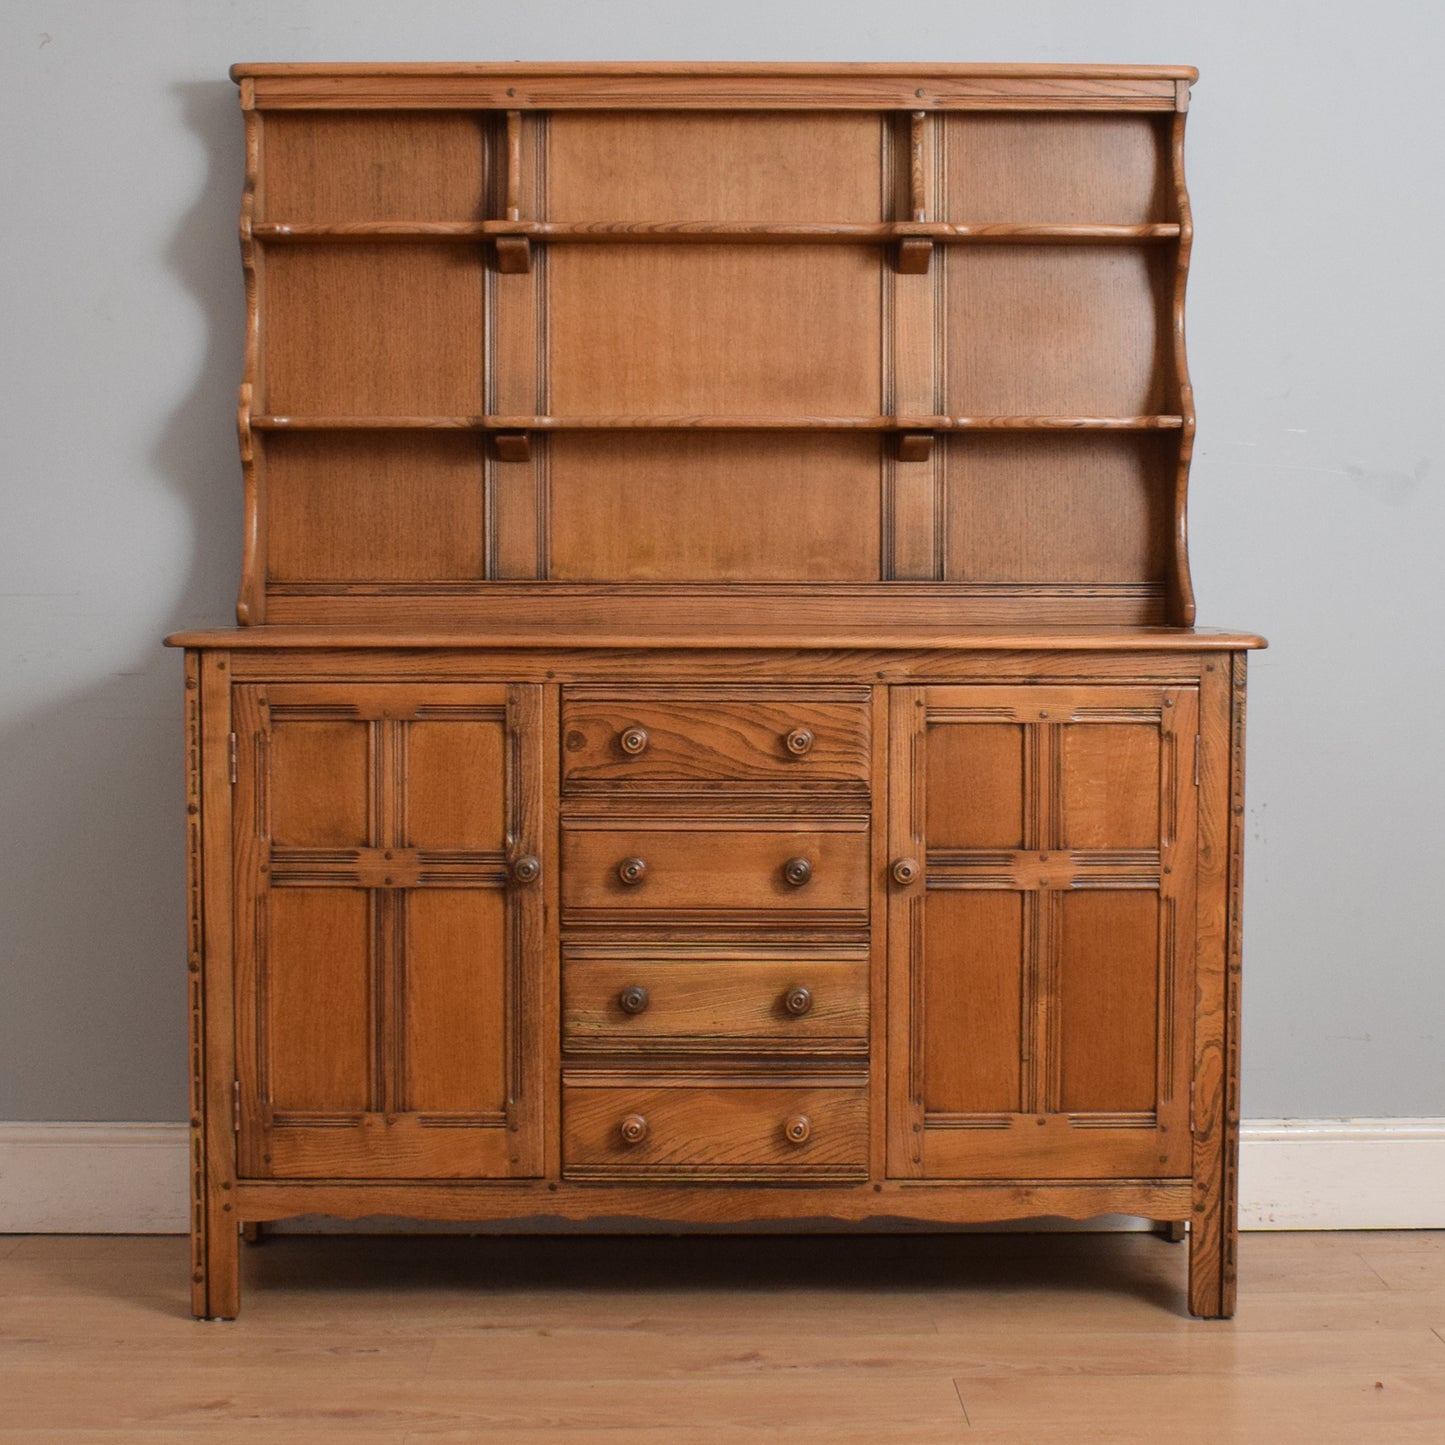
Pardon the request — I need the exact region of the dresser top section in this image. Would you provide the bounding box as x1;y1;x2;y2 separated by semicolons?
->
218;61;1232;635
229;62;1196;111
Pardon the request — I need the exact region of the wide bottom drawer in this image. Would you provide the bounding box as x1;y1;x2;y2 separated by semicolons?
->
562;1080;869;1181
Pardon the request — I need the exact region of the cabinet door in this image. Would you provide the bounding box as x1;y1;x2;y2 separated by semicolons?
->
233;684;545;1179
888;685;1197;1180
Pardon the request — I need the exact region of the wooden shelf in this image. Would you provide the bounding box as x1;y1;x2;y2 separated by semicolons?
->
250;414;1185;433
251;221;1182;246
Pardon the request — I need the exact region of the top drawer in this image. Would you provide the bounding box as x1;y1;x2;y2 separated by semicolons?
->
561;688;871;790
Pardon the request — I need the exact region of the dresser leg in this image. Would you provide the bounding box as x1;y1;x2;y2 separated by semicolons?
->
195;1196;240;1321
1187;1168;1238;1319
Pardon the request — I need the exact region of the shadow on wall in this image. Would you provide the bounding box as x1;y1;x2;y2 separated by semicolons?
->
0;81;245;1123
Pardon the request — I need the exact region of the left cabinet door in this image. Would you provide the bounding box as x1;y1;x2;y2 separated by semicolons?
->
232;683;546;1179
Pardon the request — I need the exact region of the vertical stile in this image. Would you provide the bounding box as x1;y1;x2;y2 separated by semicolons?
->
505;110;523;221
886;686;928;1177
200;654;238;1317
489;112;547;578
184;653;208;1317
888;110;943;578
1190;658;1235;1316
868;682;891;1180
908;110;928;221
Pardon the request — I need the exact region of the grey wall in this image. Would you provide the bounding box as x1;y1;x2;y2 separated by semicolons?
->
3;1;1442;1122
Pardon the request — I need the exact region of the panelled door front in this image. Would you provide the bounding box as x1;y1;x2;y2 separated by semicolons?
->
232;683;545;1179
888;685;1197;1179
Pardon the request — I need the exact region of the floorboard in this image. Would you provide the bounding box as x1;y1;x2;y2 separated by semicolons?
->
1;1231;1441;1441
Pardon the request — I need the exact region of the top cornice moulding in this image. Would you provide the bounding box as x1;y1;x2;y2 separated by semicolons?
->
229;62;1197;112
229;63;1198;79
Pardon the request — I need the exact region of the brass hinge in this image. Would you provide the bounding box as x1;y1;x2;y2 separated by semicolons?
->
1193;735;1201;787
232;1080;242;1133
228;732;239;786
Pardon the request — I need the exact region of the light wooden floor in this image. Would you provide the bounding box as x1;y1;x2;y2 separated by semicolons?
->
1;1231;1442;1442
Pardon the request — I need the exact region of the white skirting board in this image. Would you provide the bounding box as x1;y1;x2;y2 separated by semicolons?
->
1;1119;1442;1234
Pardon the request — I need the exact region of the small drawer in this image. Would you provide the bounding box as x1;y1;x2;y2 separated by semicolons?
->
562;1081;869;1178
563;953;870;1052
561;824;869;915
561;692;870;789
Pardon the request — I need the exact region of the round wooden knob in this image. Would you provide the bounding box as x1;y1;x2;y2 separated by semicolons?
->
617;857;647;886
782;857;812;887
619;1114;649;1146
619;726;649;756
891;856;921;886
783;1114;811;1145
782;985;813;1017
617;985;650;1016
509;854;541;885
784;727;814;757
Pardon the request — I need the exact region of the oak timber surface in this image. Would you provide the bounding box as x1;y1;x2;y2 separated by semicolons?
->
178;61;1260;1322
2;1232;1441;1442
166;625;1266;650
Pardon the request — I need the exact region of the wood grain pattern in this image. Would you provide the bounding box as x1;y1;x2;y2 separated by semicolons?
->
177;66;1259;1320
253;219;1184;244
896;684;1197;1184
546;111;885;223
944;246;1175;416
234;64;1193;114
944;114;1172;224
198;653;238;1319
546;433;884;583
547;246;883;418
561;693;871;788
14;1234;1445;1442
944;433;1174;586
560;822;870;916
230;684;544;1196
182;653;208;1317
249;588;1183;631
562;1081;869;1178
264;433;486;583
562;953;870;1051
259;111;490;222
1168;110;1198;627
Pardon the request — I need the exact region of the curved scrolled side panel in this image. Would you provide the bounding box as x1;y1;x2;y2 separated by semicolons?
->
1168;105;1198;627
236;90;265;624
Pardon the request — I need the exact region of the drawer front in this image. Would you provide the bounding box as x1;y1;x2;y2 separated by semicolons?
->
561;694;870;787
563;954;870;1051
561;825;869;914
562;1082;869;1178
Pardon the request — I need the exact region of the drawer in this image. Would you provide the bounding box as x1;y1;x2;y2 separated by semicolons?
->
563;952;870;1052
562;1081;869;1178
561;692;870;788
561;823;869;915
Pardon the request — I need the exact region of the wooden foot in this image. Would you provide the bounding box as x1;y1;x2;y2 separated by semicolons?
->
1187;1189;1237;1319
194;1194;240;1320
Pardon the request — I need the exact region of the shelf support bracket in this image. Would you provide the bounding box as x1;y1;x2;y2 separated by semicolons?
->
494;235;532;273
494;431;533;463
895;237;933;275
896;431;934;463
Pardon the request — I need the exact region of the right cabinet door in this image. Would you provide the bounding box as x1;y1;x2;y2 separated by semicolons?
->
888;685;1197;1179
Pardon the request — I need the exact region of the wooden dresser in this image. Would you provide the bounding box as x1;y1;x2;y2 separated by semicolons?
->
169;63;1263;1319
